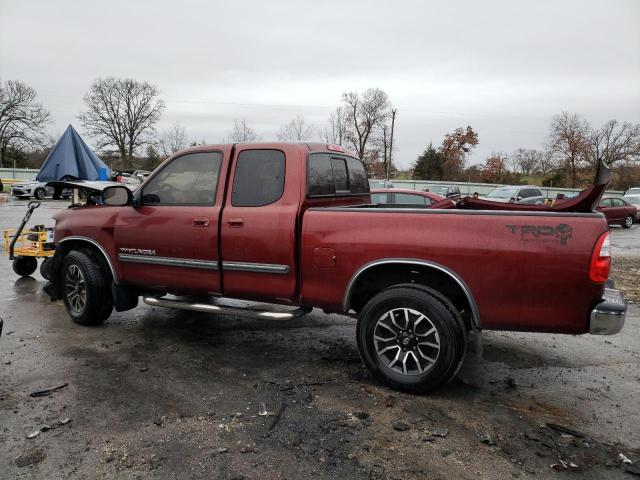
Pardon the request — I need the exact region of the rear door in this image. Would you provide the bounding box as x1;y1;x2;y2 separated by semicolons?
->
114;148;228;293
220;145;302;303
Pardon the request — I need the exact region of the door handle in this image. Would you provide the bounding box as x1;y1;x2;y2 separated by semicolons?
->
227;217;244;227
193;217;209;227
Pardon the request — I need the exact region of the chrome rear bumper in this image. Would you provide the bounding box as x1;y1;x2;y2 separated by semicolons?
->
589;288;626;335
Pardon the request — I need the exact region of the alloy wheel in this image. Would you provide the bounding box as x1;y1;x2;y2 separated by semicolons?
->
65;264;87;314
373;307;441;375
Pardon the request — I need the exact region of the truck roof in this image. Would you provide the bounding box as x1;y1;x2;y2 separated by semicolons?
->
174;142;357;157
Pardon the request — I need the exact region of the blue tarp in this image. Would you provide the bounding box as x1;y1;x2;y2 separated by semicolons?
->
36;125;110;182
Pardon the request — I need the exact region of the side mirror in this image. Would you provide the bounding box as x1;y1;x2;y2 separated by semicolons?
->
102;185;132;206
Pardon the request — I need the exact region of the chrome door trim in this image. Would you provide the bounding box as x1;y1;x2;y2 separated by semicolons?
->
118;254;219;270
222;261;290;274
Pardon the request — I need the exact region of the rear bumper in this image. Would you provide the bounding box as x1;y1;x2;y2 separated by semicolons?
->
589;288;626;335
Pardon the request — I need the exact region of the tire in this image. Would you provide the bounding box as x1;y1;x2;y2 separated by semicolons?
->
13;257;38;277
40;257;53;280
356;286;466;394
34;188;46;200
623;215;633;229
61;250;113;325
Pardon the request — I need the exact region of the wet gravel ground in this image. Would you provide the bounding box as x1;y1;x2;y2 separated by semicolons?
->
1;197;639;479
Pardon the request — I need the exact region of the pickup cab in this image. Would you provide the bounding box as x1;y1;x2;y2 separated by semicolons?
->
42;143;626;393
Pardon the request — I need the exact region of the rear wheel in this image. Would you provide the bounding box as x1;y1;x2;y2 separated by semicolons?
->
623;215;633;229
34;188;46;200
357;286;466;393
13;257;37;277
61;250;113;325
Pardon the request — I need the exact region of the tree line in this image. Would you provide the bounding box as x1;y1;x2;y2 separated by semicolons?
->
2;77;638;189
1;77;397;174
413;113;640;190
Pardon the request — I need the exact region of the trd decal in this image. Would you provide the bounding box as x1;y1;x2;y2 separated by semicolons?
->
506;223;573;245
119;247;157;256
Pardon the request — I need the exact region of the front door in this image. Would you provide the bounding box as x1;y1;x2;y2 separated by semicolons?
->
114;149;227;294
219;146;301;304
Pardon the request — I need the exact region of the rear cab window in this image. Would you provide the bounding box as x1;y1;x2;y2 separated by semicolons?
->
232;149;285;207
307;153;370;197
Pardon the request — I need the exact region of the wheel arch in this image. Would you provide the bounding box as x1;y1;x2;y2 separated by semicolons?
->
343;259;481;329
57;236;119;284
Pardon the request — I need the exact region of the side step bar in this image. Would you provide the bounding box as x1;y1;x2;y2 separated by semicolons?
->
142;295;312;320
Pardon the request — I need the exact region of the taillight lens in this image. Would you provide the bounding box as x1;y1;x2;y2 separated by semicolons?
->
589;231;611;283
116;175;122;182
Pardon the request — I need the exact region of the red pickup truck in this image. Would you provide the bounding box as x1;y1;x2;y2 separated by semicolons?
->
42;143;626;393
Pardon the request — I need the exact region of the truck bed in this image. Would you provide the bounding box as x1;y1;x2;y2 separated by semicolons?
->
300;206;608;334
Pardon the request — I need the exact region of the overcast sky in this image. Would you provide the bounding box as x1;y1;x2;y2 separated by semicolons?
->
1;0;639;168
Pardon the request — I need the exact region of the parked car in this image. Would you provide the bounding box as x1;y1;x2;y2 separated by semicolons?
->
597;196;637;228
10;180;71;200
371;188;444;207
41;142;625;394
622;195;640;221
422;185;461;200
111;169;151;186
485;185;545;204
624;187;640;197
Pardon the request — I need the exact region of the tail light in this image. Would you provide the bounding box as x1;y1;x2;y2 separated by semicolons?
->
589;231;611;283
116;175;122;182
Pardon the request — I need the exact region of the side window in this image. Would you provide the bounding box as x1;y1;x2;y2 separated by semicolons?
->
371;193;388;204
519;189;530;199
346;157;369;193
612;198;624;207
599;198;612;208
308;154;334;196
331;158;349;192
141;151;222;205
232;150;285;207
307;154;369;196
394;193;428;206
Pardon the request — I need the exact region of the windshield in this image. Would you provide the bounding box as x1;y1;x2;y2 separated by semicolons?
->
626;188;640;196
487;188;518;199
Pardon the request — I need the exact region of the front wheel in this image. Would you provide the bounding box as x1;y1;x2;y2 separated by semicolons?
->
34;188;46;200
356;287;466;393
61;250;113;325
623;215;633;229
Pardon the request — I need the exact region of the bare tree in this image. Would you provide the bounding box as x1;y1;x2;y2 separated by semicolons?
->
588;120;640;168
159;122;188;157
536;150;558;176
0;79;51;167
512;148;542;176
341;88;391;160
227;118;259;142
276;115;316;142
322;107;348;146
548;111;590;187
78;77;165;168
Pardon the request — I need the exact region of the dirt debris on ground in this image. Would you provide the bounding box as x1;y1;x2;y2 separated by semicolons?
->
611;256;640;301
1;200;639;479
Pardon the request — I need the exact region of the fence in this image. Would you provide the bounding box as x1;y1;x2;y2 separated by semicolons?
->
369;179;624;198
0;168;40;181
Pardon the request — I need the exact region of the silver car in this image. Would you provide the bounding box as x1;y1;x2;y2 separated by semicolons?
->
11;180;70;199
485;185;545;205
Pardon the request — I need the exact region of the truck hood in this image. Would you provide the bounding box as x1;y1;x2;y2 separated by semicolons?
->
46;180;131;193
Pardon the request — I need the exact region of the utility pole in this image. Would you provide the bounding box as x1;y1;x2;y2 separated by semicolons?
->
382;126;388;179
387;109;396;181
